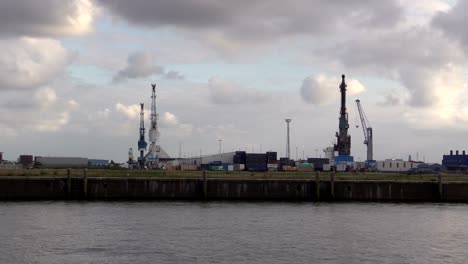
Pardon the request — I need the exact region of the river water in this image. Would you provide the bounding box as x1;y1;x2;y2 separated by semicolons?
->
0;201;467;264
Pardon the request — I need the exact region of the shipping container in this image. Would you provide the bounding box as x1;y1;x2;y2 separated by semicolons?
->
201;152;235;164
266;152;277;162
18;155;34;167
297;167;314;172
209;165;224;171
233;164;245;171
180;164;199;171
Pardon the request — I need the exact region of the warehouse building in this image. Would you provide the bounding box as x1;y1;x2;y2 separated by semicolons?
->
34;157;88;168
442;150;468;171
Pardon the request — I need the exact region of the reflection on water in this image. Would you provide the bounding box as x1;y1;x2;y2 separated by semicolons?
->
0;201;467;264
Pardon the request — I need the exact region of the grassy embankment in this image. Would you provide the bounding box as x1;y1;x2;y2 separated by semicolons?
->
1;169;468;182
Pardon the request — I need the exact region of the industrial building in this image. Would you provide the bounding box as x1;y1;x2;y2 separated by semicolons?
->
18;155;34;168
376;159;420;172
168;151;279;172
34;157;88;168
442;150;468;171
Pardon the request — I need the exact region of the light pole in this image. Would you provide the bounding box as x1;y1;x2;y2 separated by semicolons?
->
285;119;292;159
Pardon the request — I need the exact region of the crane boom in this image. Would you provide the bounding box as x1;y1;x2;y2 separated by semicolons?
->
355;99;373;161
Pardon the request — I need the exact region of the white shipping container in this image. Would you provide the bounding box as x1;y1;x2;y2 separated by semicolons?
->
228;165;234;171
233;164;245;171
336;163;347;172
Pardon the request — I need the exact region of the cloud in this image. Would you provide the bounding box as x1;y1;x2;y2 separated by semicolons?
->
164;70;184;80
300;75;365;105
98;0;402;37
34;87;58;108
113;52;164;82
433;1;468;52
68;100;80;110
34;112;70;132
208;77;271;104
0;37;72;90
0;0;95;38
97;0;403;55
113;52;184;82
115;102;141;120
380;89;402;106
160;112;179;127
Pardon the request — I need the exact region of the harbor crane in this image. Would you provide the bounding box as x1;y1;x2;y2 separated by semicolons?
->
145;83;160;169
355;99;374;166
137;103;147;169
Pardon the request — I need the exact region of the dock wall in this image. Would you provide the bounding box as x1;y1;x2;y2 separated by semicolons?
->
1;176;468;202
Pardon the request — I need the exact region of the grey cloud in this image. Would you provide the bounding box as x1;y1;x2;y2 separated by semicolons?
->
300;75;337;105
433;1;468;52
165;70;185;80
113;52;164;82
320;27;465;107
0;0;94;38
379;90;401;106
98;0;403;41
0;38;73;90
113;52;185;82
208;77;271;104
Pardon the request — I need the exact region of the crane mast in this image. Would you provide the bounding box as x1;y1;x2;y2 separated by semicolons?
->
137;103;147;169
146;83;160;169
355;99;373;162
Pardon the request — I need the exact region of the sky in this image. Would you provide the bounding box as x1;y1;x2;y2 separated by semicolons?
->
1;0;468;163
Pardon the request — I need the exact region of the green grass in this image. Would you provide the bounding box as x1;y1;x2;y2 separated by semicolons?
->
2;169;468;182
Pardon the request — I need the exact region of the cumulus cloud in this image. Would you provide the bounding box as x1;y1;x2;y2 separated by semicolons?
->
98;0;402;42
68;100;80;110
300;75;365;105
113;52;164;82
0;37;72;90
165;70;185;80
208;77;271;104
316;24;468;129
115;102;141;120
433;1;468;52
113;52;184;82
34;112;70;132
34;87;58;108
379;89;402;106
0;0;95;38
160;112;179;127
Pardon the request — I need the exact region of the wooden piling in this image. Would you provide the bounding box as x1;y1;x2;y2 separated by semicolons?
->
438;172;443;200
83;168;88;199
330;171;335;199
315;171;320;200
202;170;208;199
67;168;71;196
